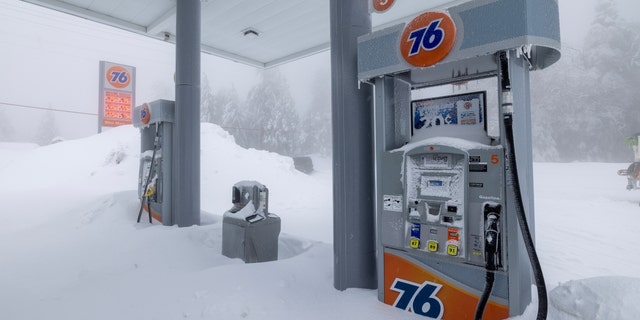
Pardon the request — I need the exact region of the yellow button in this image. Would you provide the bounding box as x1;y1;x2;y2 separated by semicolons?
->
427;240;438;252
409;238;420;249
447;244;459;256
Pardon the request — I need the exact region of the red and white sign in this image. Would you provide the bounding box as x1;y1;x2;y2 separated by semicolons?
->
105;65;132;90
400;11;456;68
372;0;395;12
99;61;135;129
140;103;151;125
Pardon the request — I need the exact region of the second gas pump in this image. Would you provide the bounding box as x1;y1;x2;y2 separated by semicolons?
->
358;0;561;319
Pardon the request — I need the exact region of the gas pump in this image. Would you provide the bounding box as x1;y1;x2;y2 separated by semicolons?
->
132;99;174;226
358;0;560;319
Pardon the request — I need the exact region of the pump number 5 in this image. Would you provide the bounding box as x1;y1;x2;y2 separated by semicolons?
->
491;154;500;165
373;0;394;12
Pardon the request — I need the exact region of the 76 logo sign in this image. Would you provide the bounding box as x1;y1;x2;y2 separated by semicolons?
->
400;11;456;68
105;65;132;89
407;19;445;55
391;278;444;319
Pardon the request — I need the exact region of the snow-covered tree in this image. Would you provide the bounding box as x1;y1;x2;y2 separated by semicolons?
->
34;108;60;146
244;69;300;156
200;75;216;123
582;0;625;74
298;70;332;156
217;86;249;145
579;0;639;161
0;107;14;142
530;0;640;162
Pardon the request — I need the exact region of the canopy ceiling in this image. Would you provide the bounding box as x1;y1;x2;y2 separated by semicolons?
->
22;0;472;68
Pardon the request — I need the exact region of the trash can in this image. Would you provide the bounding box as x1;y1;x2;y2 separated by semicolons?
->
222;181;280;263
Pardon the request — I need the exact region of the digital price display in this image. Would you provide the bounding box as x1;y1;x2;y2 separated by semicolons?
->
102;90;132;126
423;154;450;168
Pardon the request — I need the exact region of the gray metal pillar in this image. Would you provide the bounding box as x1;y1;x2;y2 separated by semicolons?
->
508;50;535;235
330;0;376;290
507;50;535;314
173;0;201;227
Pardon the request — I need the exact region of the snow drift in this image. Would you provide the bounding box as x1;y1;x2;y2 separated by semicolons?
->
1;124;639;319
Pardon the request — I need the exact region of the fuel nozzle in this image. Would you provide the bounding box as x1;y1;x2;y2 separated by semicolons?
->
483;202;502;271
144;176;157;197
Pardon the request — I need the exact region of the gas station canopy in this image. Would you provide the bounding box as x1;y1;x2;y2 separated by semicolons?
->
20;1;561;311
21;0;474;68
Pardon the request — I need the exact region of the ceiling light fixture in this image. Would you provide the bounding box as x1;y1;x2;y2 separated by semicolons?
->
242;28;261;38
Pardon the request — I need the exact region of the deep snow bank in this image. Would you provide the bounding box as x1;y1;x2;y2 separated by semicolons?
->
549;277;640;320
2;128;640;320
0;124;333;241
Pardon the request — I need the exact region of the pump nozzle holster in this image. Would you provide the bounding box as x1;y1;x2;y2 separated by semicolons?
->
483;203;502;271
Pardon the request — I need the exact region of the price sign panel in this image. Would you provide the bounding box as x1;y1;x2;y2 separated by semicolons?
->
98;61;135;130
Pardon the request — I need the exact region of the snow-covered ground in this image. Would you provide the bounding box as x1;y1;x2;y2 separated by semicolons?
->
1;125;638;320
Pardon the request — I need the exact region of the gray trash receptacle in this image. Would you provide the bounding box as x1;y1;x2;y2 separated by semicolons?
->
222;181;280;263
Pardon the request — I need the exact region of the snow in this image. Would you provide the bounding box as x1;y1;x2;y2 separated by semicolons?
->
1;124;639;320
548;277;640;320
397;136;497;154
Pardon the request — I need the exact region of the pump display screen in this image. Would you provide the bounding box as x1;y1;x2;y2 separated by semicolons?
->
420;175;452;197
411;91;486;140
421;154;451;169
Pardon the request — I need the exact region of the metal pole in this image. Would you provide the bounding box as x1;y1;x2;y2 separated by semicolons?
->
506;49;534;315
173;0;201;227
330;0;376;290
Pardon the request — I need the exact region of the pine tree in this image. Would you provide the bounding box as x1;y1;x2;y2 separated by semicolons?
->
244;69;300;155
530;0;640;162
200;75;215;123
299;70;332;156
34;108;60;146
579;0;639;161
0;107;14;142
218;86;249;145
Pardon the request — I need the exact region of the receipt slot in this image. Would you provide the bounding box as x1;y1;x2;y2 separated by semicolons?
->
132;99;174;225
222;181;281;263
358;0;560;319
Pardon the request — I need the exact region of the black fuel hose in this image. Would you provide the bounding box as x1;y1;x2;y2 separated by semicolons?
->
474;271;495;320
504;113;548;320
475;212;500;320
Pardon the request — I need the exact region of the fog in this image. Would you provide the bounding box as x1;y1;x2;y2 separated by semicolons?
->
0;0;639;152
0;0;329;141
